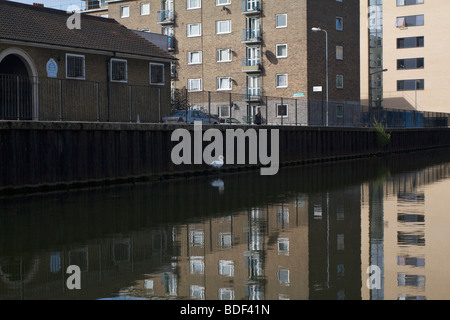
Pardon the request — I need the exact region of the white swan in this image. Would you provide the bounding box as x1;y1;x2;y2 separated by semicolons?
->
210;155;224;169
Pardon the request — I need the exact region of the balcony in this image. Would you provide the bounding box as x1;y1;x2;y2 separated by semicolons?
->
243;87;261;101
242;58;262;73
242;0;261;15
242;29;262;43
157;10;174;25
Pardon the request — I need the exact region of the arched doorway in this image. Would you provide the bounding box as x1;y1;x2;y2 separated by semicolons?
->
0;48;39;120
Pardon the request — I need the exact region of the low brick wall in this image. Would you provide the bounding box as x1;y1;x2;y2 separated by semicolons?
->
0;121;449;194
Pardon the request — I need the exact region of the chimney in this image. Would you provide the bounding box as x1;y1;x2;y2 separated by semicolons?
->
33;3;44;7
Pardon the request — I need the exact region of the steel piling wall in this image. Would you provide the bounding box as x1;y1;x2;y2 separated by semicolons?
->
0;121;449;194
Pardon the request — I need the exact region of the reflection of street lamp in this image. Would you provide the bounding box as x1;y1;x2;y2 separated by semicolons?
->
312;27;328;126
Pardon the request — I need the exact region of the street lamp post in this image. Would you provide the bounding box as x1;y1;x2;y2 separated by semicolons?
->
312;27;328;126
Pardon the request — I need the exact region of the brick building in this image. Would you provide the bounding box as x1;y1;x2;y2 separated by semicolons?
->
0;0;174;122
84;0;360;124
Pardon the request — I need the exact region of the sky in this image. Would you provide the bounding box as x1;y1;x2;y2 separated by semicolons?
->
10;0;86;11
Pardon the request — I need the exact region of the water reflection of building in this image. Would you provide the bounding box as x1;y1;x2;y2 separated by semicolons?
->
308;186;362;300
362;163;450;300
147;200;310;300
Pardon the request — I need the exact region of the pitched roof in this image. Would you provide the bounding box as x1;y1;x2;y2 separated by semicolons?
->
0;0;174;61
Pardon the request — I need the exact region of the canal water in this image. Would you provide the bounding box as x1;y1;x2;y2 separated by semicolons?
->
0;148;450;300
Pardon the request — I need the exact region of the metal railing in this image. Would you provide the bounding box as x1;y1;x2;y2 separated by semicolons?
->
0;74;164;123
1;74;448;128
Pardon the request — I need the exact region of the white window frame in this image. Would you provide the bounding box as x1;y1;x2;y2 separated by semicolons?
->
276;44;288;58
276;14;287;28
187;51;202;65
276;74;288;88
187;23;202;37
217;77;232;91
120;5;129;18
149;62;165;86
65;53;85;80
110;58;128;83
140;2;150;15
216;48;232;62
216;0;231;6
216;20;232;35
276;103;288;118
187;0;201;10
188;78;203;92
217;105;231;117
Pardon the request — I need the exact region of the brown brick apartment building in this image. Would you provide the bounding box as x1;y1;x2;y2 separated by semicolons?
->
85;0;360;124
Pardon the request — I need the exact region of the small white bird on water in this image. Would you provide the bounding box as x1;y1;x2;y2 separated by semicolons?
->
210;155;224;169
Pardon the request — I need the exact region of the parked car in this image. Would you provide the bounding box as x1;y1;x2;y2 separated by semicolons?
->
162;110;220;124
220;117;241;125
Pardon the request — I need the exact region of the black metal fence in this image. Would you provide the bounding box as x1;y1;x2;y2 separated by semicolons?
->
0;74;164;123
1;74;449;128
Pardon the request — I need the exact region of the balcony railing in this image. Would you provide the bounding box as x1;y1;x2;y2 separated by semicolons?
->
242;58;261;73
243;87;261;101
242;0;261;14
157;10;174;24
242;28;262;43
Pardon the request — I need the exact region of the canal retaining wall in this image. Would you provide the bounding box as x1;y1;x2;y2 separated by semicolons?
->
0;121;449;194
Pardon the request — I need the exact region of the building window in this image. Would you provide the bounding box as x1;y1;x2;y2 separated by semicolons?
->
216;20;231;34
276;74;288;88
120;5;129;18
397;79;424;91
336;75;344;88
336;17;343;31
110;58;127;82
397;58;424;70
217;77;232;91
188;51;202;65
150;63;165;85
187;0;201;10
276;104;288;118
140;2;150;15
218;105;230;117
217;0;231;5
276;44;287;58
216;48;232;62
187;23;202;37
66;54;85;80
396;15;424;28
336;105;344;118
276;14;287;28
397;36;424;49
336;46;344;60
397;0;424;6
188;78;202;92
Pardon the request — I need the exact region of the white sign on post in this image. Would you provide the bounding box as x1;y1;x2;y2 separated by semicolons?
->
313;86;323;92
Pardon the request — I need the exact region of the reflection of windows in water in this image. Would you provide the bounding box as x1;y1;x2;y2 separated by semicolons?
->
244;251;263;278
190;285;205;300
314;204;322;219
398;294;426;300
219;260;234;277
277;237;289;255
50;252;61;273
69;247;88;271
397;256;425;267
397;213;425;223
248;231;263;251
277;208;289;227
190;256;204;275
337;264;345;278
112;238;130;264
218;288;235;300
277;269;290;286
397;232;425;246
218;232;232;248
162;272;178;296
152;231;167;255
398;274;426;288
245;284;263;300
337;234;345;251
190;230;204;248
